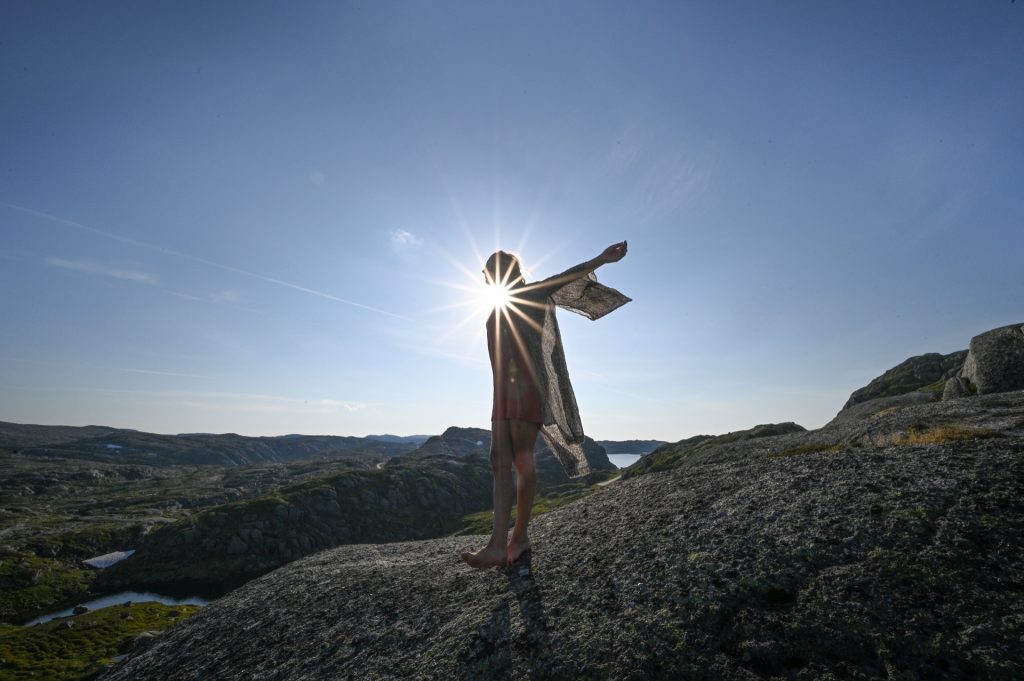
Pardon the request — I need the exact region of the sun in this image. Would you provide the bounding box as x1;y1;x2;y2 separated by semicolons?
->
480;280;513;313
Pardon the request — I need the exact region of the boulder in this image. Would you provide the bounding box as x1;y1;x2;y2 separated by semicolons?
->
942;376;975;401
960;323;1024;395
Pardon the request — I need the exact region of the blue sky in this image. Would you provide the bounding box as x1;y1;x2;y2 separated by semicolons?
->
2;1;1022;440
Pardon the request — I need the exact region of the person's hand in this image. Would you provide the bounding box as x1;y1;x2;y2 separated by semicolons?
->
600;241;628;263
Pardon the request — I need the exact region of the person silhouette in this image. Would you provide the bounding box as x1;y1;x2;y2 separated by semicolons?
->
461;242;630;569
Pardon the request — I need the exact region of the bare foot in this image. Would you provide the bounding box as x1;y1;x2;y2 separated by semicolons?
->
460;545;507;570
506;538;531;566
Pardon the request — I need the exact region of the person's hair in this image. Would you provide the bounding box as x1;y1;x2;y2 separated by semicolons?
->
484;251;525;287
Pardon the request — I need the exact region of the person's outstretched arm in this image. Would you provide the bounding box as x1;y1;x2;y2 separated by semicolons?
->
527;241;628;294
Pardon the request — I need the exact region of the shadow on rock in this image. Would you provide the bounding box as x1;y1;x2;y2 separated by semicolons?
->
459;554;564;680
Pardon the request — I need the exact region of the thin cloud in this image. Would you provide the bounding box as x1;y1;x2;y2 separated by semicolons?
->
116;368;207;378
2;201;408;321
390;229;424;253
18;385;368;414
46;257;159;286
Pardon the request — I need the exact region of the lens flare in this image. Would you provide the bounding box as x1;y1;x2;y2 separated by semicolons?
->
481;281;513;312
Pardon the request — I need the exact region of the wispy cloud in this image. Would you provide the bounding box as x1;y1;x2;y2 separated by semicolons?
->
18;385;368;415
2;201;409;320
390;229;424;254
3;356;209;379
209;290;239;304
601;129;715;225
116;368;207;378
46;257;159;286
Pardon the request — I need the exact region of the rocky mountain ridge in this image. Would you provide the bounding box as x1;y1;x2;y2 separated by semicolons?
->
0;422;418;467
102;389;1024;680
97;322;1024;680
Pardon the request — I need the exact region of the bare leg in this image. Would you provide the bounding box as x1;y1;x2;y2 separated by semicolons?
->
507;419;540;565
460;420;513;569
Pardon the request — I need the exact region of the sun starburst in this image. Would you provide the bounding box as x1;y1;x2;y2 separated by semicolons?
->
480;280;513;312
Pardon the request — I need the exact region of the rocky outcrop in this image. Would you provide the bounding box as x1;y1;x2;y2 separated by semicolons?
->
622;424;800;479
838;323;1024;412
942;376;975;401
406;426;615;487
93;427;613;595
95;455;493;592
100;392;1024;680
960;323;1024;395
842;350;967;410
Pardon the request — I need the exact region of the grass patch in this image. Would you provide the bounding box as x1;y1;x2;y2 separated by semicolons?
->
764;443;847;459
0;601;200;680
0;554;95;624
881;424;1000;447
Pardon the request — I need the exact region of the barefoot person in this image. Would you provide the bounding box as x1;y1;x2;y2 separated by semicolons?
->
461;242;630;569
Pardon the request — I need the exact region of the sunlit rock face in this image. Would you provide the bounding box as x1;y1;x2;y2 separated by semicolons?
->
959;323;1024;396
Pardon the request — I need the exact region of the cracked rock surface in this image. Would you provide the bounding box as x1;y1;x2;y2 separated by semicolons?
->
102;391;1024;680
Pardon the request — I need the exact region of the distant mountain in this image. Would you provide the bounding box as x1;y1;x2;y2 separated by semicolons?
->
365;434;432;445
0;421;121;449
0;421;418;466
596;439;668;455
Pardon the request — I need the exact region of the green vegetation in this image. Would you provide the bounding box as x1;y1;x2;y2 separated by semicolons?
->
0;602;200;681
0;553;95;624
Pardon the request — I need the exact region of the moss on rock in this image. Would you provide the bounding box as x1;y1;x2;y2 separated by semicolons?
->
0;601;200;680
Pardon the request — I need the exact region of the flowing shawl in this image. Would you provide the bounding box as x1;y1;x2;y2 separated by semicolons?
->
507;263;631;477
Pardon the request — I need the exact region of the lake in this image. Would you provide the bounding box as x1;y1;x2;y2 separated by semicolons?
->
24;591;211;626
607;453;642;468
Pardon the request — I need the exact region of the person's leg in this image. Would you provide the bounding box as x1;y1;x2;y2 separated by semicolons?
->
460;420;513;569
507;419;541;565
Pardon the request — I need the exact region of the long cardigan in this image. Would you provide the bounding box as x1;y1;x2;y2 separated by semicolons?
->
496;263;631;477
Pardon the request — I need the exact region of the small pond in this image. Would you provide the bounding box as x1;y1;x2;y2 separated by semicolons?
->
24;591;210;626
